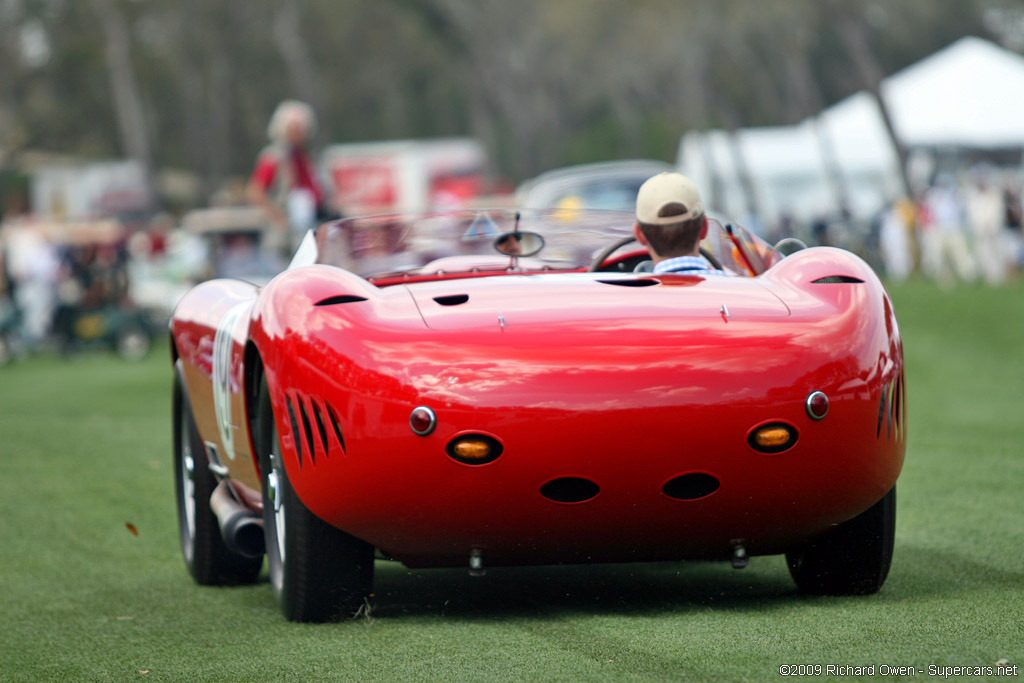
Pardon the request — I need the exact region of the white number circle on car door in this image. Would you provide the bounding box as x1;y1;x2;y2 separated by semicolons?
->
211;302;250;461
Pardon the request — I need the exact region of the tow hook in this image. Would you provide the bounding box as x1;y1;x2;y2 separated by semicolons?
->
469;549;486;577
730;540;749;569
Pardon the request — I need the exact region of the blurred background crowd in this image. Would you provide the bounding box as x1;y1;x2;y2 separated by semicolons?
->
2;0;1024;364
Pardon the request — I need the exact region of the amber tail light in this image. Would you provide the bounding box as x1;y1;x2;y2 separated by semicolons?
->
748;422;798;454
446;434;503;465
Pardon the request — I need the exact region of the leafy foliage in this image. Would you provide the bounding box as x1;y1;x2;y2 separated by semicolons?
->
0;0;998;194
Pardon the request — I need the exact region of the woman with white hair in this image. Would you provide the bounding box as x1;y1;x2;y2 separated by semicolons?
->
247;100;328;251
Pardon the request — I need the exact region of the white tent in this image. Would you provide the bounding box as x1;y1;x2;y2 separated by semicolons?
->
678;100;902;225
678;36;1024;226
882;35;1024;148
679;122;847;226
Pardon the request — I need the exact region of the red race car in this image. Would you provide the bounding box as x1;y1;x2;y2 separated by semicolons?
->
170;209;905;622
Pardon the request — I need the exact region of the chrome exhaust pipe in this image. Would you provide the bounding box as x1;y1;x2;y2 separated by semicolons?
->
210;480;265;558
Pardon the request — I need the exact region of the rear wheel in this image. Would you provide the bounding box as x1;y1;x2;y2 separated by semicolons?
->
786;486;896;595
256;374;374;622
173;360;262;585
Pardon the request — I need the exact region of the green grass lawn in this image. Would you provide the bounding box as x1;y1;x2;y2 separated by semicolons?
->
1;279;1021;681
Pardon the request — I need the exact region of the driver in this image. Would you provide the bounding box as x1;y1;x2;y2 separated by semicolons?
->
495;232;522;256
633;172;727;276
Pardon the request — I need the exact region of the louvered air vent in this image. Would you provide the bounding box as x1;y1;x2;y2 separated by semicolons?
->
285;392;348;466
315;295;368;306
812;276;864;284
433;294;469;306
596;279;660;287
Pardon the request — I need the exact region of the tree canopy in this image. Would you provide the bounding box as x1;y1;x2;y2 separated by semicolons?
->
0;0;1006;207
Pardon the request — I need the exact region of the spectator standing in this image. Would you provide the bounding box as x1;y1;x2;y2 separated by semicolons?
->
964;168;1006;285
1002;178;1024;278
247;100;328;253
7;229;59;345
919;176;976;286
878;198;913;282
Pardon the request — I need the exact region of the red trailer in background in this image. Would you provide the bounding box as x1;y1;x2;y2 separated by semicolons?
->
323;138;492;216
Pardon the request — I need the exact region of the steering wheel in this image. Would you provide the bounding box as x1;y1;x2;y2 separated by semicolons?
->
587;237;724;272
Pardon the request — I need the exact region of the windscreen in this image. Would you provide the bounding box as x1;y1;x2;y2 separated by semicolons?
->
311;209;778;279
702;219;783;276
314;209;635;277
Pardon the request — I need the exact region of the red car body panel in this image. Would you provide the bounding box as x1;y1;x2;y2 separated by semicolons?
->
172;217;905;570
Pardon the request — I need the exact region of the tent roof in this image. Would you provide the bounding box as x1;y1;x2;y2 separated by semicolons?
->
676;36;1024;223
880;36;1024;148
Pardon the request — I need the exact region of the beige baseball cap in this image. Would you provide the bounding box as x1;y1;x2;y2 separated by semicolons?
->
635;172;704;225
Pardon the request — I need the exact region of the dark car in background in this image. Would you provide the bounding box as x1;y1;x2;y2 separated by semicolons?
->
516;160;674;212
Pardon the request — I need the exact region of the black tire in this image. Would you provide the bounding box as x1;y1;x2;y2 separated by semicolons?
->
786;486;896;595
256;374;374;622
173;360;262;585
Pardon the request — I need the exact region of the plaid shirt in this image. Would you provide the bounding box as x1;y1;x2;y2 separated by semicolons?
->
653;255;728;276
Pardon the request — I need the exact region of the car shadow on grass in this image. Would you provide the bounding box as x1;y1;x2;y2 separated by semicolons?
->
877;543;1024;601
367;557;801;620
234;543;1016;621
360;542;1024;620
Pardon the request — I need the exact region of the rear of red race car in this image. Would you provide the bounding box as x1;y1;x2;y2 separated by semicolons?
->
235;245;904;619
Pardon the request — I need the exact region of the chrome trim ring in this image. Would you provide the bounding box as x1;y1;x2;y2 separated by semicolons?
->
410;406;437;436
806;391;829;420
181;442;196;540
268;447;286;564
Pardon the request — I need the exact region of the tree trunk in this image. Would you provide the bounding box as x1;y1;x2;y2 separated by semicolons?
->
708;84;760;221
272;0;325;138
828;2;911;196
206;50;233;193
89;0;156;210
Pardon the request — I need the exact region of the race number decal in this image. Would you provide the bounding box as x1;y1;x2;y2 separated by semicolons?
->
212;302;250;461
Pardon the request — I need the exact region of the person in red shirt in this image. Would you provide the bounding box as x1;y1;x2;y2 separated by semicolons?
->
247;100;327;251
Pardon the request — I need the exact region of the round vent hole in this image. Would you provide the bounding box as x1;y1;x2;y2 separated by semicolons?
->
662;473;720;501
540;477;600;504
596;279;660;287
